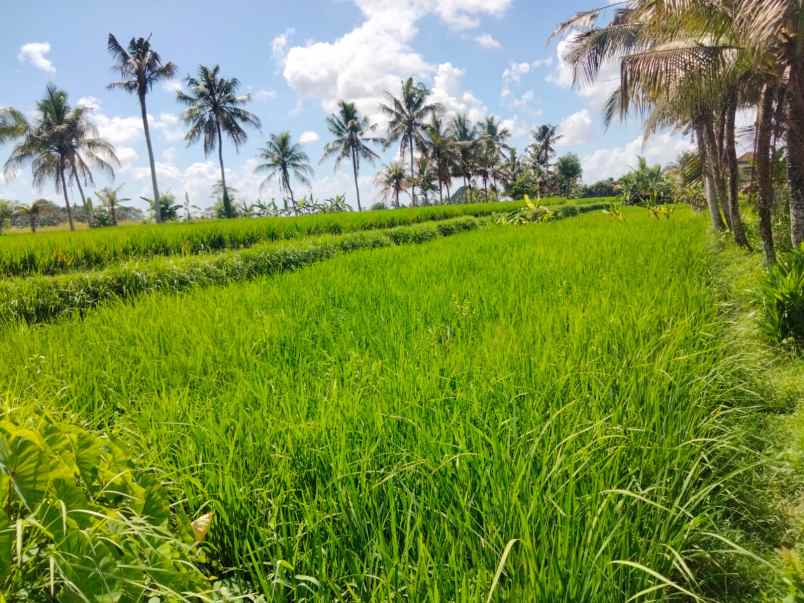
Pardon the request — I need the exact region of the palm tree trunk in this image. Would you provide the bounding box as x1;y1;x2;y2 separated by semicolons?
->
702;116;729;230
409;139;416;207
696;119;725;231
69;157;91;218
756;85;776;264
446;179;451;204
58;164;75;231
139;92;161;224
725;95;750;248
351;148;362;211
111;200;118;226
788;62;804;248
215;121;233;218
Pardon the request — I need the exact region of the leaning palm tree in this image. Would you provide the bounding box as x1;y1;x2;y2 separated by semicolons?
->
3;86;118;231
107;34;176;223
255;132;313;212
177;65;261;218
322;101;382;211
380;78;441;206
374;162;408;209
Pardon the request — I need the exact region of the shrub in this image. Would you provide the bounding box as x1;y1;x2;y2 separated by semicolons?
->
0;406;208;600
761;247;804;348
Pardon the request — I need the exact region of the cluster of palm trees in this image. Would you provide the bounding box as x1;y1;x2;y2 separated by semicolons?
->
0;33;577;231
556;0;804;263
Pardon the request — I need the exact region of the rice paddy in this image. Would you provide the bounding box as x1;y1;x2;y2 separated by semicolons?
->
0;206;772;601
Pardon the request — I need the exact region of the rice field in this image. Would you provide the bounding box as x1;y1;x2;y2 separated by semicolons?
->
0;198;612;278
0;207;769;601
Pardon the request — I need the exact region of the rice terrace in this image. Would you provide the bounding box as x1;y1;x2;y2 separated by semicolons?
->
1;1;804;602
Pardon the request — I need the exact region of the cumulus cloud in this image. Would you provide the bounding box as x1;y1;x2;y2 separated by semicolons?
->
252;88;277;102
18;42;55;73
558;109;594;146
162;79;183;93
581;133;695;183
299;131;320;144
475;33;501;49
77;96;101;111
272;28;295;63
281;0;507;122
429;62;487;122
115;147;139;170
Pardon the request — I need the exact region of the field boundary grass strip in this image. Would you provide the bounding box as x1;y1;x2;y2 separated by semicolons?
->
0;203;610;327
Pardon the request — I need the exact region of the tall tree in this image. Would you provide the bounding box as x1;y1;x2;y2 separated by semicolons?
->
424;114;459;204
3;86;118;231
255;132;313;212
177;65;261;218
322;101;381;211
374;162;408;209
449;114;479;193
107;34;176;223
95;185;130;226
380;78;441;206
479;116;511;196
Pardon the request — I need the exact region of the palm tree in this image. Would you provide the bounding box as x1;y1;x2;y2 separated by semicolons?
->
14;199;52;233
95;185;130;225
107;34;176;223
3;86;118;231
380;78;441;206
424;114;459;204
255;132;313;212
0;108;27;144
374;162;408;209
529;125;562;199
177;65;261;218
449;114;479;192
322;101;382;212
479;116;511;196
413;155;437;205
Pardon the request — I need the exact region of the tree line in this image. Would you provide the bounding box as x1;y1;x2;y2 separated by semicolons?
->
0;34;587;231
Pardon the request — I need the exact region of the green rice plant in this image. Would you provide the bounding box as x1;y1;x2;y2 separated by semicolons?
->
761;247;804;349
0;404;208;601
0;209;771;600
0;217;479;326
0;198;616;279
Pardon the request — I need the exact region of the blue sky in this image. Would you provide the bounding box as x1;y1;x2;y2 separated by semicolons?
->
0;0;695;211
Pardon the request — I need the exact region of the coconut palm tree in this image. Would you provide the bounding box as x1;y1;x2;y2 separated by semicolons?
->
107;34;176;223
177;65;261;219
255;132;313;212
449;114;479;192
3;86;118;231
375;162;408;209
424;114;459;204
14;199;53;233
380;78;441;206
95;185;130;226
322;101;382;211
479;116;511;196
0;108;27;144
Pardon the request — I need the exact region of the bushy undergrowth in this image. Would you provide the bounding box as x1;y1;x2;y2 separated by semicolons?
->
0;217;480;326
0;209;771;600
0;405;208;601
761;247;804;349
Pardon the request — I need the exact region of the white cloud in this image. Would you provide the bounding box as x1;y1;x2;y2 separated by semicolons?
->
18;42;55;73
252;88;277;102
475;33;501;49
115;146;139;170
162;80;183;93
282;0;508;121
77;96;101;111
299;131;320;144
429;62;487;122
95;114;143;145
558;109;594;146
501;58;552;97
581;133;695;183
272;29;295;63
